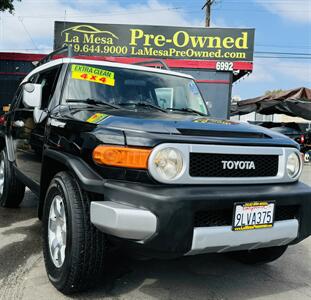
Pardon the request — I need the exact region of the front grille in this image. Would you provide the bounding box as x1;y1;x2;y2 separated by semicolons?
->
194;210;232;227
194;205;299;227
189;153;279;177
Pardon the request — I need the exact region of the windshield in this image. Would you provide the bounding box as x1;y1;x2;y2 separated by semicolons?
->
62;63;208;115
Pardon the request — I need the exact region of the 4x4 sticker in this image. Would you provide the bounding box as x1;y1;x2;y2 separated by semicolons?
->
86;113;109;123
71;64;115;86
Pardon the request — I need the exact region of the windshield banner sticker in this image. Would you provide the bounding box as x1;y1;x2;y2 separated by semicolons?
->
71;64;115;86
86;113;109;123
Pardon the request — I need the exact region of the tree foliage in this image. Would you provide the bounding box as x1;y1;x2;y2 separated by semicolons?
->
0;0;21;14
265;89;286;96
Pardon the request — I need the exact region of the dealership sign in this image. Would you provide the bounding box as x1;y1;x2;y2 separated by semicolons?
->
54;22;255;62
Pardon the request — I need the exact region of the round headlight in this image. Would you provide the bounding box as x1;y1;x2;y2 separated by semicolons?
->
152;148;183;180
287;152;301;178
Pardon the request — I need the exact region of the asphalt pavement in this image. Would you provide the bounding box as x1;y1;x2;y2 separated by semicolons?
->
0;165;310;300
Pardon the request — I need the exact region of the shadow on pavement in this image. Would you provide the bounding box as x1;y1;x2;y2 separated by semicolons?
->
0;190;38;228
0;190;41;282
76;245;311;300
0;219;41;282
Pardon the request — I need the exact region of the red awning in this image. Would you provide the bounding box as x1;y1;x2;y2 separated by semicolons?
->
0;52;45;61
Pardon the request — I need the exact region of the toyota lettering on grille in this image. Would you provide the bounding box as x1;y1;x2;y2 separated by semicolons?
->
221;160;256;170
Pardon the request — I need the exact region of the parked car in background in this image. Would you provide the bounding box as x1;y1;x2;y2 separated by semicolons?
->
269;124;304;144
303;129;311;162
255;122;311;162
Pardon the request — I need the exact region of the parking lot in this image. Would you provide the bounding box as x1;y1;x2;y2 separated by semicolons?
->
0;165;310;300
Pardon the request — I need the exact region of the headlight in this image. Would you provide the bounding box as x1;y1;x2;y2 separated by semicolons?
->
151;147;184;180
286;152;301;178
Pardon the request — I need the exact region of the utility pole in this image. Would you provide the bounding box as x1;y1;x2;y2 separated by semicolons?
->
202;0;215;27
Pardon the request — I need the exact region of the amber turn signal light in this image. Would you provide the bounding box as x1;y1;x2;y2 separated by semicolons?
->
93;145;152;169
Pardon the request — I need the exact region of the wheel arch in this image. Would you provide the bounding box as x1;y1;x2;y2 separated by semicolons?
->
39;149;104;219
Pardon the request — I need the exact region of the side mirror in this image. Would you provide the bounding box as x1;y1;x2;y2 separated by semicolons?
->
33;107;48;124
23;83;42;108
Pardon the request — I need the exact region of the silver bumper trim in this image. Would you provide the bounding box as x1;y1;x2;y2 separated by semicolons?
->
90;201;157;240
186;219;299;256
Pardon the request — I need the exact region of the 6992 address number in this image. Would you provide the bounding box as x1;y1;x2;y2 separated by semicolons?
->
216;61;234;71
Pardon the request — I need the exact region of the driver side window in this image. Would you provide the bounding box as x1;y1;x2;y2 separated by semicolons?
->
36;66;61;110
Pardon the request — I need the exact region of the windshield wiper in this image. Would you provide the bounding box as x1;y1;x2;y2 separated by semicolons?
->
66;98;121;109
166;107;207;116
118;102;167;113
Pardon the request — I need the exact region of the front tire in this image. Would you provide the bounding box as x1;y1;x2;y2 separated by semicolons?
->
229;245;288;265
42;171;106;294
0;149;25;208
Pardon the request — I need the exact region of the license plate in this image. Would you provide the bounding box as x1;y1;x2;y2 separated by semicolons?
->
232;201;275;231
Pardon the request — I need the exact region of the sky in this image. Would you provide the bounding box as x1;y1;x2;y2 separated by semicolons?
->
0;0;310;99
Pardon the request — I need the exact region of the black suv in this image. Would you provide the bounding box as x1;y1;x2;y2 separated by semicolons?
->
1;53;311;294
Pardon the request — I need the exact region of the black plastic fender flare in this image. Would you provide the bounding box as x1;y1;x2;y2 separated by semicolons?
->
43;149;107;193
38;149;106;218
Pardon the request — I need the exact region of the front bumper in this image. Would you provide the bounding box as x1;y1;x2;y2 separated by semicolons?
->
90;180;311;257
91;201;157;240
187;220;298;255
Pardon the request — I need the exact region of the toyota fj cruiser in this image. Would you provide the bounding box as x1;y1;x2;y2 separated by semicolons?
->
1;49;311;294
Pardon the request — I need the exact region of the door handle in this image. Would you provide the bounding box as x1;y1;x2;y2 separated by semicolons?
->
13;120;25;128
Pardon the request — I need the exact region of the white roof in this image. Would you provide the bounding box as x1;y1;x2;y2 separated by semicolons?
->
22;57;194;83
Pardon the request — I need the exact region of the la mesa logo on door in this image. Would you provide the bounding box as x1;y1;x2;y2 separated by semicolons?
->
221;160;255;170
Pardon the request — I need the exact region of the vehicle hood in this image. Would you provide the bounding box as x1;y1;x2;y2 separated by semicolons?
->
69;108;299;148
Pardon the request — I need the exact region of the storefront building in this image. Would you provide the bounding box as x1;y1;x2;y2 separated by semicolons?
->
0;23;255;119
0;53;44;107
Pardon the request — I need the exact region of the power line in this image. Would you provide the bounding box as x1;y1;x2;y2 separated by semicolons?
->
255;51;311;56
17;17;38;50
254;56;311;59
224;0;309;3
212;8;310;12
3;7;182;19
256;43;311;50
1;47;311;61
2;5;309;19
